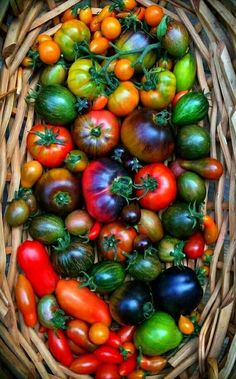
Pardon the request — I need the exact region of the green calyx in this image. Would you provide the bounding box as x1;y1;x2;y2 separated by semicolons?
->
134;175;157;193
31;127;65;147
51;309;70;331
76;96;89;114
195;267;207;286
25;84;41;104
154;110;171;126
54;191;71;207
170;241;186;266
79;271;97;291
110;176;134;199
103;234;120;252
14;187;33;200
188;202;204;228
53;232;71;252
90;125;102;137
156;15;169;40
64;152;81;164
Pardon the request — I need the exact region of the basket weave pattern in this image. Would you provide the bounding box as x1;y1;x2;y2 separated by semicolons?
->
0;0;236;378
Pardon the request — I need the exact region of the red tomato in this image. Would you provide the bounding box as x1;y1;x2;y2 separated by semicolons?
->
15;274;37;327
172;90;188;107
94;346;123;364
117;326;136;344
119;353;137;376
56;279;112;326
96;363;121;379
88;222;102;240
98;222;137;262
17;240;59;297
66;319;97;352
48;329;73;367
140;355;167;372
91;95;108;111
183;232;205;259
26;124;73;168
135;163;177;211
70;354;101;374
106;331;122;349
68;339;87;355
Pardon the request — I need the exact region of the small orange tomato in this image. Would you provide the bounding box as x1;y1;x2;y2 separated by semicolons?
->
79;7;93;25
114;59;134;81
101;17;121;40
202;215;218;245
172;90;188;107
15;274;37;327
38;40;61;65
127;369;145;379
21;160;43;188
90;37;110;54
90;16;101;32
201;248;214;265
133;6;146;21
102;59;118;72
94;31;103;39
91;95;108;111
96;5;114;23
64;150;89;173
201;265;210;276
140;355;167;372
37;34;52;45
122;342;136;358
22;56;34;68
144;5;164;27
122;0;137;10
178;315;195;335
89;322;110;345
61;8;77;23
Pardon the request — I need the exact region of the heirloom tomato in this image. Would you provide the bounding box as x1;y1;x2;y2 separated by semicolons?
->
68;59;104;98
64;149;89;173
65;209;93;236
66;319;97;352
5;198;30;227
108;81;139;117
157;18;190;58
135;163;177;211
54;20;91;61
183;232;205;259
39;61;67;86
82;158;129;223
21;160;43;188
38;40;61;65
144;5;164;26
173;52;196;92
26;124;73;168
72;110;120;157
98;222;137;262
137;209;164;242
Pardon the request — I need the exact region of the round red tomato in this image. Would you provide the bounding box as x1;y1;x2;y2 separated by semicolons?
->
135;163;177;211
72;110;120;157
98;222;137;262
27;124;73;168
96;363;121;379
183;232;205;259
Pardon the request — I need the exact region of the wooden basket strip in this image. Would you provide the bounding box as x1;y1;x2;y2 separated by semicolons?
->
214;169;225;228
8;27;41;76
29;0;83;31
2;18;22;59
205;309;221;357
205;0;236;37
230;111;236;167
42;23;62;36
222;235;236;298
219;334;236;379
0;300;9;323
176;8;210;64
195;49;210;94
168;338;198;367
200;278;221;323
207;357;219;379
9;0;20;16
0;0;10;24
210;215;228;292
209;47;223;114
208;300;234;358
162;0;194;14
17;67;23;96
0;72;17;144
217;124;231;174
29;328;67;378
0;204;6;288
218;43;236;105
1;276;19;344
59;366;92;379
199;309;219;374
20;104;36;165
136;0;180;20
46;0;61;25
164;353;198;379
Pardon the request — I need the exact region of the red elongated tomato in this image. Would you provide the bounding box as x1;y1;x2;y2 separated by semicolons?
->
15;274;37;327
48;329;73;367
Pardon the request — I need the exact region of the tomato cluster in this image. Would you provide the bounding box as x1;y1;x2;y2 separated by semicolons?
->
9;2;224;377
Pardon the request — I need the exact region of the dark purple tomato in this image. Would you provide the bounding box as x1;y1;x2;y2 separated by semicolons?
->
121;202;141;225
133;235;152;253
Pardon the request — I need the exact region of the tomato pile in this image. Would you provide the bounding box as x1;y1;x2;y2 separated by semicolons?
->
8;1;224;377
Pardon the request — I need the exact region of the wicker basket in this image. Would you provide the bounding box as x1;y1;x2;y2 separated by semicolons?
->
0;0;236;378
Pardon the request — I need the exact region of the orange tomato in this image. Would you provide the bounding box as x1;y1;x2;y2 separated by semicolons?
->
38;40;61;64
101;17;121;40
108;81;139;117
22;56;34;68
96;5;115;23
122;0;137;10
178;315;195;335
122;342;136;358
114;59;134;81
90;16;101;32
79;7;93;25
94;31;103;39
89;322;110;345
37;34;52;45
61;8;77;22
15;274;37;327
202;215;218;245
21;160;43;188
127;369;145;379
172;90;188;107
91;95;108;111
201;248;214;265
144;5;164;27
90;37;110;54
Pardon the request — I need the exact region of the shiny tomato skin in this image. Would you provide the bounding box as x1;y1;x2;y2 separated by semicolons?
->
98;222;137;262
96;364;121;379
82;158;129;223
135;163;177;211
66;319;97;352
27;124;73;168
72;110;120;157
38;40;61;65
56;279;112;326
183;232;205;259
89;323;110;345
108;81;139;117
70;354;101;374
48;329;73;367
15;274;37;327
140;355;167;372
94;346;123;364
117;326;136;344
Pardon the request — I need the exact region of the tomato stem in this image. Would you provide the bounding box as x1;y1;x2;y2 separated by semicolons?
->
54;191;71;207
31;127;65;146
51;309;70;331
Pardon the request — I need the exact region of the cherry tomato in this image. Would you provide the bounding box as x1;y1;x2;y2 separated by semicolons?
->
66;319;97;352
119;353;137;376
68;339;87;355
22;56;34;68
70;354;101;374
48;329;73;367
92;95;108;111
201;249;214;265
133;7;145;21
96;5;115;23
64;149;89;173
21;160;43;188
101;17;121;40
89;323;110;345
79;7;93;25
106;331;122;349
202;215;218;244
178;315;195;335
38;40;61;65
5;198;30;227
122;0;137;10
88;222;102;240
61;8;77;22
121;342;136;358
94;31;103;39
90;37;110;54
15;274;37;327
108;81;139;117
90;16;101;32
127;369;145;379
95;363;121;379
94;346;123;364
172;90;188;107
117;326;136;344
140;355;167;372
37;34;52;45
114;59;134;81
144;5;164;26
183;232;205;259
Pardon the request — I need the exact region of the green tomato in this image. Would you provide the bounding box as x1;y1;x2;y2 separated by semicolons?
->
40;62;67;86
176;124;210;159
157;235;181;263
173;52;196;92
177;172;206;204
134;311;183;355
38;295;68;329
5;199;30;227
